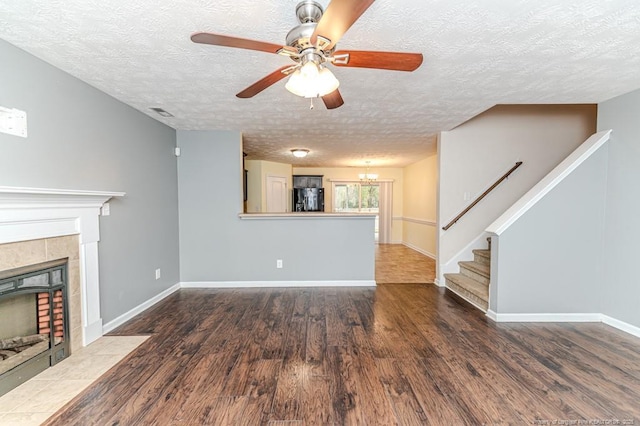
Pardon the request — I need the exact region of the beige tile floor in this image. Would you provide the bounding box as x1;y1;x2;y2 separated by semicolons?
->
0;335;148;426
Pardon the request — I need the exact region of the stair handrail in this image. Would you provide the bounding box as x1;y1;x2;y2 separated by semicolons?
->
442;161;523;231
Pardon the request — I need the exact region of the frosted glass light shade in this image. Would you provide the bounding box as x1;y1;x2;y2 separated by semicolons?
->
291;149;309;158
285;62;339;98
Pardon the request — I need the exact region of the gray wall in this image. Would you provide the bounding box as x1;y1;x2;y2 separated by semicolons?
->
0;40;180;323
491;146;608;313
598;88;640;328
438;105;596;270
177;130;375;283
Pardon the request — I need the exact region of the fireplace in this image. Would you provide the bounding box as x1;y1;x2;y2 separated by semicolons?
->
0;186;124;396
0;259;70;396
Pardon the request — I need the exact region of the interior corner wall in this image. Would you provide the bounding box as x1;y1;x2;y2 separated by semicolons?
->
244;160;292;213
0;39;180;324
402;154;438;257
245;160;263;213
598;88;640;329
438;104;597;266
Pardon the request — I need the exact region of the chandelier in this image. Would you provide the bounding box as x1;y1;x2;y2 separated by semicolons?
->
359;161;378;184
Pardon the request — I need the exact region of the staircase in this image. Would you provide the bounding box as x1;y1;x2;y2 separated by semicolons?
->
444;241;490;311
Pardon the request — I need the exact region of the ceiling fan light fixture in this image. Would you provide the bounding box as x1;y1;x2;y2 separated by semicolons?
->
291;148;310;158
285;62;339;98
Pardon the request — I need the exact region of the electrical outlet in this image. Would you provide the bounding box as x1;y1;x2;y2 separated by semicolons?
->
463;192;470;201
276;259;283;269
155;268;161;280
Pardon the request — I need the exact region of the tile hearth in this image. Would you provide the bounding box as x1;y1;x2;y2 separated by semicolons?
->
0;335;148;425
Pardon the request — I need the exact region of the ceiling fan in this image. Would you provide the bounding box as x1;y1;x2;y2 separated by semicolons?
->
191;0;423;109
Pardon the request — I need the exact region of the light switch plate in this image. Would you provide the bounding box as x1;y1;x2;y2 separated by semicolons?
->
0;106;27;138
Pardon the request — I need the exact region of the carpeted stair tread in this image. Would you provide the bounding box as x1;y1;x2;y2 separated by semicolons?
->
472;249;490;259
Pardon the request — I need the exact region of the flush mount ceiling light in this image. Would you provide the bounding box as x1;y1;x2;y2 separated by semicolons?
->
291;149;310;158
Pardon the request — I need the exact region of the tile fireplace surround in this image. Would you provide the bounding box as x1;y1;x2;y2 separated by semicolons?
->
1;235;82;354
0;186;124;348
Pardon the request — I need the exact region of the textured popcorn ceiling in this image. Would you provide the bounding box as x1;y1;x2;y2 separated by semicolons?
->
2;1;640;167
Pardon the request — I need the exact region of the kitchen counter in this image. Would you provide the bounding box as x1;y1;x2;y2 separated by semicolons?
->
239;212;377;220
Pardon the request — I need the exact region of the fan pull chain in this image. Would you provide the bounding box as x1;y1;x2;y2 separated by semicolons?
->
309;97;314;110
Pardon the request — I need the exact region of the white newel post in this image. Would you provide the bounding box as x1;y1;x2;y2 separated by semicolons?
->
0;186;125;346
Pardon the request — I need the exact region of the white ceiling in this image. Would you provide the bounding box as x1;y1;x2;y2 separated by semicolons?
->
2;0;640;167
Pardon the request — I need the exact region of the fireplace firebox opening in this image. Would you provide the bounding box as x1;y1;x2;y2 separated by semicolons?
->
0;258;70;396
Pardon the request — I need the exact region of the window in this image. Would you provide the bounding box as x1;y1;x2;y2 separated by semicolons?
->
334;182;380;241
333;183;379;212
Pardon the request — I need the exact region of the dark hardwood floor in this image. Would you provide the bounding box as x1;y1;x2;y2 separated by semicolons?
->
44;285;640;425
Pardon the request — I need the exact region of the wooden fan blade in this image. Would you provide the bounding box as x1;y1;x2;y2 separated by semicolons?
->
236;66;292;98
333;50;423;71
310;0;375;50
191;32;283;54
322;89;344;109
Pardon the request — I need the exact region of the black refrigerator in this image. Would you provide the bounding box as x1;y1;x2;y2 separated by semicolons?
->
293;188;325;212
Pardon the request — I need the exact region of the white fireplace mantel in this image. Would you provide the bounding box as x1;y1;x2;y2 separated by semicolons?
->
0;186;125;345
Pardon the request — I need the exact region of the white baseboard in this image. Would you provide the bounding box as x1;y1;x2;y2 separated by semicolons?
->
181;280;377;288
601;314;640;339
402;242;436;259
487;312;602;322
486;311;640;339
433;278;443;288
102;283;181;334
486;310;498;321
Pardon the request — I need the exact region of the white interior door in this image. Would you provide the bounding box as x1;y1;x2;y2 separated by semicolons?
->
266;176;288;212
